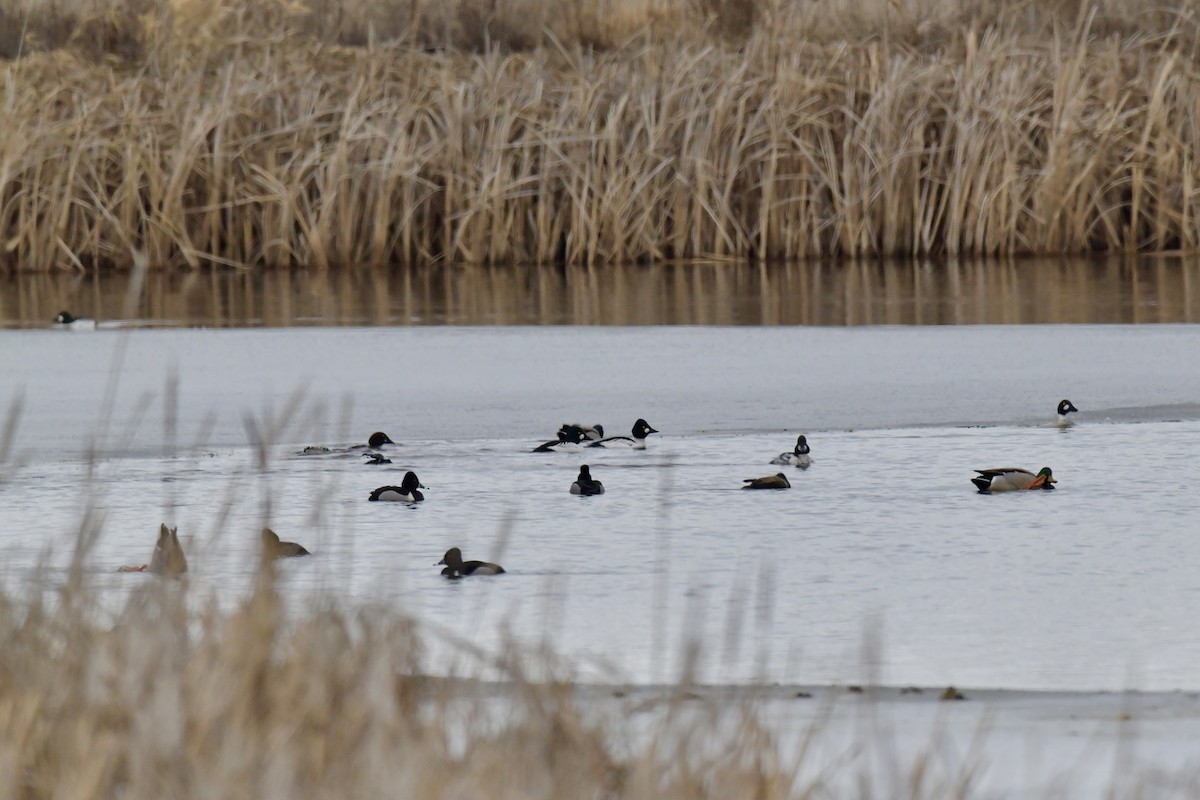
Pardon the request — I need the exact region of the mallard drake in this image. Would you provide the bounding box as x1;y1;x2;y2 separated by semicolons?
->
589;419;659;449
971;467;1056;493
1056;400;1079;427
770;435;812;468
262;527;310;558
570;464;605;495
438;547;505;578
118;523;188;576
742;473;791;490
369;471;425;502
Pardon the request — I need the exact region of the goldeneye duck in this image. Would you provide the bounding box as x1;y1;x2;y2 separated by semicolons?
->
570;464;605;496
262;527;311;558
369;470;425;502
438;547;505;578
53;310;96;330
362;451;392;465
742;473;791;490
532;426;587;453
971;467;1056;493
1055;400;1079;428
559;423;604;441
589;419;658;449
770;435;812;468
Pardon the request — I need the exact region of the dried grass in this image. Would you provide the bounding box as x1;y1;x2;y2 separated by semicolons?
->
1;0;1199;270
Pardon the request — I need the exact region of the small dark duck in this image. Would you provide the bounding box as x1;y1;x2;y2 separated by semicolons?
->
438;547;505;578
369;471;425;502
570;464;605;496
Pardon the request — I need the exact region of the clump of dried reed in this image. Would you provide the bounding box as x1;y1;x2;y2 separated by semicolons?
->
0;0;1198;270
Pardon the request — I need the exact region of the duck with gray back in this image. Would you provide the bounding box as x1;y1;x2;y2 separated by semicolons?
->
262;527;311;558
589;419;659;449
1055;400;1079;428
570;464;605;495
438;547;505;578
742;473;791;490
770;435;812;468
971;467;1056;493
369;471;425;502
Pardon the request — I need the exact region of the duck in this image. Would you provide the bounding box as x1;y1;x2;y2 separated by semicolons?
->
53;310;97;330
262;527;310;558
369;471;425;502
742;473;791;490
570;465;605;496
438;547;505;578
589;419;659;449
770;435;812;468
368;431;397;448
362;451;392;465
1055;400;1079;428
117;523;188;576
532;426;588;453
560;423;604;441
971;467;1056;493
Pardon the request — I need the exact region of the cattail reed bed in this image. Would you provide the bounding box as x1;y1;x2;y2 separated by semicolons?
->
1;0;1199;271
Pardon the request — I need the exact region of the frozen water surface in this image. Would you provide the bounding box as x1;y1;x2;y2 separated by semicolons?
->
2;324;1200;691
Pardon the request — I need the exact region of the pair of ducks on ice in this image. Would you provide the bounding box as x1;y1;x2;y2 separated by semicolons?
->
118;525;309;576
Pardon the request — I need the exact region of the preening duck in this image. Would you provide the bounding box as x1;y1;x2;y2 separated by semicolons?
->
971;467;1056;493
438;547;505;578
1055;400;1079;428
589;419;659;449
770;435;812;468
742;473;791;490
369;471;425;502
362;451;392;464
570;464;605;496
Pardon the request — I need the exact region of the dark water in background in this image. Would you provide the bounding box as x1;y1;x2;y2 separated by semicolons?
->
2;256;1199;327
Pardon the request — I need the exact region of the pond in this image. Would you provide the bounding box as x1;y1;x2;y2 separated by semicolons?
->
3;297;1200;691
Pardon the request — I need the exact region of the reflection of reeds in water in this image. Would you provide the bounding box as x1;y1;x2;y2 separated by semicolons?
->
3;258;1200;325
1;0;1199;269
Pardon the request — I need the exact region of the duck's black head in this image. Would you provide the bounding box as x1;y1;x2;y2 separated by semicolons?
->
578;465;592;480
632;419;658;438
55;311;77;324
368;431;395;448
795;435;810;454
1057;400;1078;416
438;547;463;568
401;470;424;492
558;424;585;443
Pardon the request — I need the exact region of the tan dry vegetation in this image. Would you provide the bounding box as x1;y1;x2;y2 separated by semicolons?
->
0;565;816;799
0;0;1199;270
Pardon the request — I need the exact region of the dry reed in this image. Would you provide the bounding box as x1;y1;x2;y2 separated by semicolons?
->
1;0;1199;270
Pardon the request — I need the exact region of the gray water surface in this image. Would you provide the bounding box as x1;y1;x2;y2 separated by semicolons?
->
1;324;1198;690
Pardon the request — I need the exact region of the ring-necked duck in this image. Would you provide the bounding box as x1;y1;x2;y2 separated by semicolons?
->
369;471;425;502
438;547;505;578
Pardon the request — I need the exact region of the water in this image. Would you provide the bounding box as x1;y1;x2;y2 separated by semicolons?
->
2;323;1200;691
